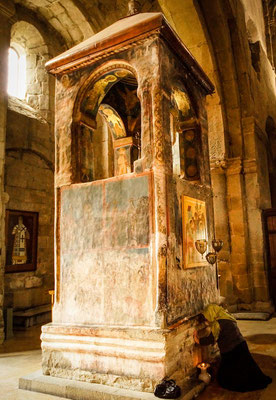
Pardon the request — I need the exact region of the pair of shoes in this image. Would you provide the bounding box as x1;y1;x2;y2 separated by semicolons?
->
154;379;181;399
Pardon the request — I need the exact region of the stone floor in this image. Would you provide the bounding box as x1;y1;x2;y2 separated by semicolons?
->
0;318;275;399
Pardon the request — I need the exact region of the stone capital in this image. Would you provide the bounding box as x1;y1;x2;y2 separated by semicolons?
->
210;159;227;175
226;157;243;176
243;158;257;174
0;0;15;20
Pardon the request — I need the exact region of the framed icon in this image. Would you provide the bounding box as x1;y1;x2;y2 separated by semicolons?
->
182;196;208;268
5;210;38;273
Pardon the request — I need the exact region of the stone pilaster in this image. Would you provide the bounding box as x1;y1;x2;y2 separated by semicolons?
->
137;79;153;171
242;117;273;311
243;158;272;311
226;157;252;306
151;83;169;327
0;0;15;343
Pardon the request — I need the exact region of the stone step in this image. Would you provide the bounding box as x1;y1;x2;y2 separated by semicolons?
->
19;370;205;400
14;304;52;329
233;312;271;321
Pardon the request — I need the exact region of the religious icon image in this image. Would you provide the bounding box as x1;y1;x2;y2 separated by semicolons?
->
5;210;38;273
182;196;208;268
99;104;127;139
11;216;30;265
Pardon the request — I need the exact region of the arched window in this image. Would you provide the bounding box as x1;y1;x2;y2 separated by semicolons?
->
8;46;26;99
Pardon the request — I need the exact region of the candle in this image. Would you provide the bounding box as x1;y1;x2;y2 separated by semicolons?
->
197;362;211;384
197;362;208;370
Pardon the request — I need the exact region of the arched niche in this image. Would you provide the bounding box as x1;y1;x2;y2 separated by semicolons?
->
72;68;141;183
170;83;201;181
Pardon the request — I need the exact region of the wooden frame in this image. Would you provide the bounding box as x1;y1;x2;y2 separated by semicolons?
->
5;210;38;273
182;196;208;268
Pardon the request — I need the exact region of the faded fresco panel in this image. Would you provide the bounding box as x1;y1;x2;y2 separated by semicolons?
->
105;175;149;248
59;174;152;325
60;183;103;253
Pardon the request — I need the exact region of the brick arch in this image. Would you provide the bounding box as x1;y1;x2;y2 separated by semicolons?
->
14;0;94;47
6;148;54;172
15;4;67;54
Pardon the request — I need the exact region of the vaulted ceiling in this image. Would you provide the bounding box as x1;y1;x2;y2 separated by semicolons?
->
12;0;215;80
13;1;160;48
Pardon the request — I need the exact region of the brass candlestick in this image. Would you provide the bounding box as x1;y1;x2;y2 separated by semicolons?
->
195;239;207;259
195;238;223;289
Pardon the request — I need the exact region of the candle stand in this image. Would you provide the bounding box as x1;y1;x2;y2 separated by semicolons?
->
195;238;223;289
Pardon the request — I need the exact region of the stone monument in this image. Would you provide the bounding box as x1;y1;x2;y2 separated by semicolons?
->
38;4;217;396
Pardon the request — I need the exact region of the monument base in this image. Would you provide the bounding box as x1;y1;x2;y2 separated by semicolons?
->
19;370;205;400
41;321;202;392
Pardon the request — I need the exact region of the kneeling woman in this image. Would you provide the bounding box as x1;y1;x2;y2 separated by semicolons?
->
194;304;272;392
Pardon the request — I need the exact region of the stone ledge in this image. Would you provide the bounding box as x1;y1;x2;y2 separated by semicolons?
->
233;312;271;321
19;370;205;400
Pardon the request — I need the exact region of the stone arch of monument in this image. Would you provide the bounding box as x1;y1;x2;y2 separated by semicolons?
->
71;62;141;183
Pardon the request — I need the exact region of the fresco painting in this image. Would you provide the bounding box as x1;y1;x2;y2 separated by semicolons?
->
99;104;127;139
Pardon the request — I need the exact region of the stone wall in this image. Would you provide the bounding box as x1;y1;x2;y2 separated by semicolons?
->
10;20;55;122
0;0;15;344
4;105;54;311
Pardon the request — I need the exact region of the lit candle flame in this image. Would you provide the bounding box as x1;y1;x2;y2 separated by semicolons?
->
197;361;209;369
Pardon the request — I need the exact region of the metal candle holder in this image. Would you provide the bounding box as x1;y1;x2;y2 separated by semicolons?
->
195;238;223;289
195;239;207;258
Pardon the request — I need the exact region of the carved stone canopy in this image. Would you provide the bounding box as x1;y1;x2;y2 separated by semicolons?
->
46;12;214;95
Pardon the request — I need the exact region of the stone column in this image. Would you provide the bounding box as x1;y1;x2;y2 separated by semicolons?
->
151;82;172;327
243;158;271;310
0;0;15;343
226;157;252;306
242;117;272;311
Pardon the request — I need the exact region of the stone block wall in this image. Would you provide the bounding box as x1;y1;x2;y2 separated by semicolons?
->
4;106;54;311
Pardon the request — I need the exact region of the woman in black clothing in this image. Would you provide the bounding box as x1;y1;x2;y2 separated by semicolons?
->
194;304;272;392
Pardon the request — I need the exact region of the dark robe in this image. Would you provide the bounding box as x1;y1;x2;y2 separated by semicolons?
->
199;319;272;392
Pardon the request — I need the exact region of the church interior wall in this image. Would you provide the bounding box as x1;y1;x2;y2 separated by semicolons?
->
4;107;54;311
0;6;59;334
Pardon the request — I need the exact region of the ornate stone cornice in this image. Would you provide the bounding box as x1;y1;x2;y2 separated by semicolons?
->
0;0;15;20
